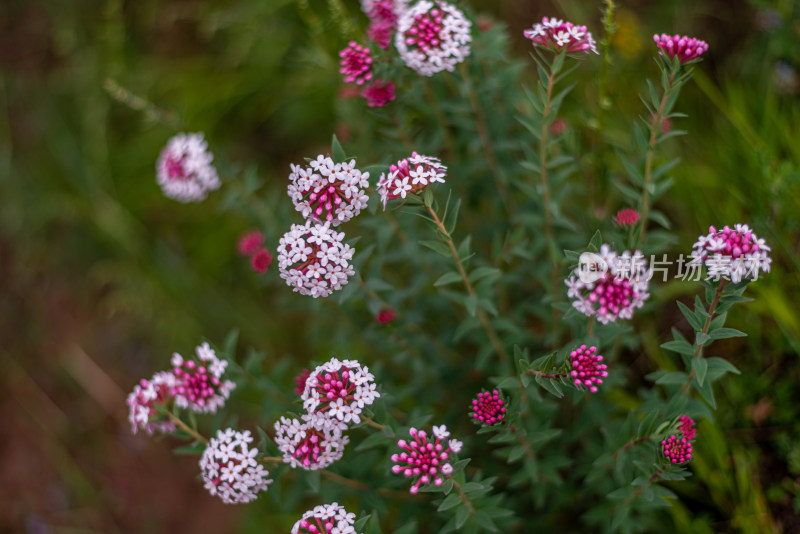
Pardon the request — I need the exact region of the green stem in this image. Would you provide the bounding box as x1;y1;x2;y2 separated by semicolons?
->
639;70;677;245
681;280;727;393
424;203;509;365
450;478;476;516
361;415;386;431
166;411;208;444
526;369;568;380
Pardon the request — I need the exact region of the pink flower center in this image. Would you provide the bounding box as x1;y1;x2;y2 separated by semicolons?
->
297;517;334;534
293;427;325;468
404;8;444;52
164;155;188;180
586;274;638;316
305;182;349;222
172;360;222;407
312;369;356;412
709;225;760;259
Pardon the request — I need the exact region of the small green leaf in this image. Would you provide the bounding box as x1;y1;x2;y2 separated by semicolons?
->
419;240;451;257
709;328;746;340
677;301;703;331
655;371;689;385
660;340;694;356
354;515;371;532
455;505;471;529
693;358;708;386
470;267;501;283
434;271;463;287
706;357;741;375
331;134;347;162
437;493;461;512
695;332;711;346
465;294;478;317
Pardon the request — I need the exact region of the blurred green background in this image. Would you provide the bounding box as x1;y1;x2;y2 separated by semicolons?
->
1;0;798;532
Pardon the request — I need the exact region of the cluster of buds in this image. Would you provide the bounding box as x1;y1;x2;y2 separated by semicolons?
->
126;343;235;434
339;42;374;85
689;224;771;283
613;208;640;227
376;152;447;209
470;390;506;425
653;33;708;63
523;17;598;54
237;229;272;273
661;415;697;465
391;425;463;494
569;345;608;394
156;133;220;203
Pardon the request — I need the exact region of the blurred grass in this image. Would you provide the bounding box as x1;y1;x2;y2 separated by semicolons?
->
1;0;799;532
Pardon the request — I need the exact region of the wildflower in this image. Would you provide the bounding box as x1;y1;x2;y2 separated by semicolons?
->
689;224;771;283
274;414;349;471
237;229;265;257
199;428;272;504
362;79;396;108
613;208;640;227
653;34;708;63
170;342;236;414
294;368;311;396
470;389;506;425
250;248;273;273
339;42;374;85
302;358;380;424
565;244;651;324
569;345;608;393
126;372;177;435
679;415;696;441
277;221;356;298
524;17;598;54
662;434;693;464
396;1;472;77
549;117;567;136
156;133;220;202
287;156;370;226
364;0;408;49
376;152;447;209
291;503;357;534
391;426;461;494
375;307;397;324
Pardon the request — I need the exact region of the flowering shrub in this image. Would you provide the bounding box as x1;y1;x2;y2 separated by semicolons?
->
119;1;780;532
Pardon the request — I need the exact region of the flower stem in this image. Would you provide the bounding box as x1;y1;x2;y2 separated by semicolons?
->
508;425;535;458
526;369;568;380
459;62;510;213
450;478;476;516
639;70;677;245
612;435;651;463
258;456;284;464
423;82;456;158
321;469;420;500
681;279;727;393
424;203;509;365
361;415;386;431
166;411;208;444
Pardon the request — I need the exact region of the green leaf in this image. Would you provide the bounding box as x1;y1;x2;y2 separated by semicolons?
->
465;294;478;317
354;515;371;532
434;271;463;287
470;267;501;283
677;301;703;331
660;339;694;356
695;332;710;346
455;505;471;529
709;328;747;340
693;357;708;387
331;134;346;162
534;374;564;398
355;431;389;452
656;371;689;385
694;377;717;409
437;493;462;512
706;357;741;375
367;512;383;534
419;240;451;257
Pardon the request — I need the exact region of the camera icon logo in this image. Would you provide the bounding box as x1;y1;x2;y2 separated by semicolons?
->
577;252;608;284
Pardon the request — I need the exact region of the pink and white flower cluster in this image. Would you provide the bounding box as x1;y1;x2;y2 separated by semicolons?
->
156;133;220;202
396;1;472;76
689;224;771;283
339;42;374;85
275;357;380;471
653;33;708;64
126;342;235;434
287;156;370;226
377;152;447;208
301;358;381;424
523;17;598;54
199;428;272;504
291;502;358;534
565;244;651;324
276;221;356;298
391;425;463;494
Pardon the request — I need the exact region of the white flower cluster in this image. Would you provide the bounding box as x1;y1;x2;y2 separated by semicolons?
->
277;221;355;298
287;156;370;226
126;371;177;435
376;152;447;209
395;1;472;76
301;358;380;424
565;244;651;324
156;133;220;202
170;342;236;414
199;428;273;504
689;223;771;283
273;414;350;471
291;502;358;534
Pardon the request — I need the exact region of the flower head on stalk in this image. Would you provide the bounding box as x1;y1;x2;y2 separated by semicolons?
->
362;79;396;108
565;244;650;324
569;345;608;393
291;503;358;534
156;133;220;202
237;229;265;257
391;425;463;494
126;371;177;435
524;17;598;54
470;390;506;425
396;1;472;77
689;224;771;283
274;414;349;471
170;343;236;414
678;415;696;441
287;156;370;226
653;34;708;64
339;42;374;85
613;208;640;227
250;249;273;273
302;357;380;424
376;152;447;209
277;221;355;298
662;434;693;464
375;307;397;324
199;428;272;504
294;368;312;396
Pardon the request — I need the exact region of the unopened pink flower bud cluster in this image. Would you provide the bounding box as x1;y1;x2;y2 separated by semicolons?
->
653;34;708;63
570;345;608;393
237;229;272;274
391;425;463;494
661;415;697;465
470;390;506;425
